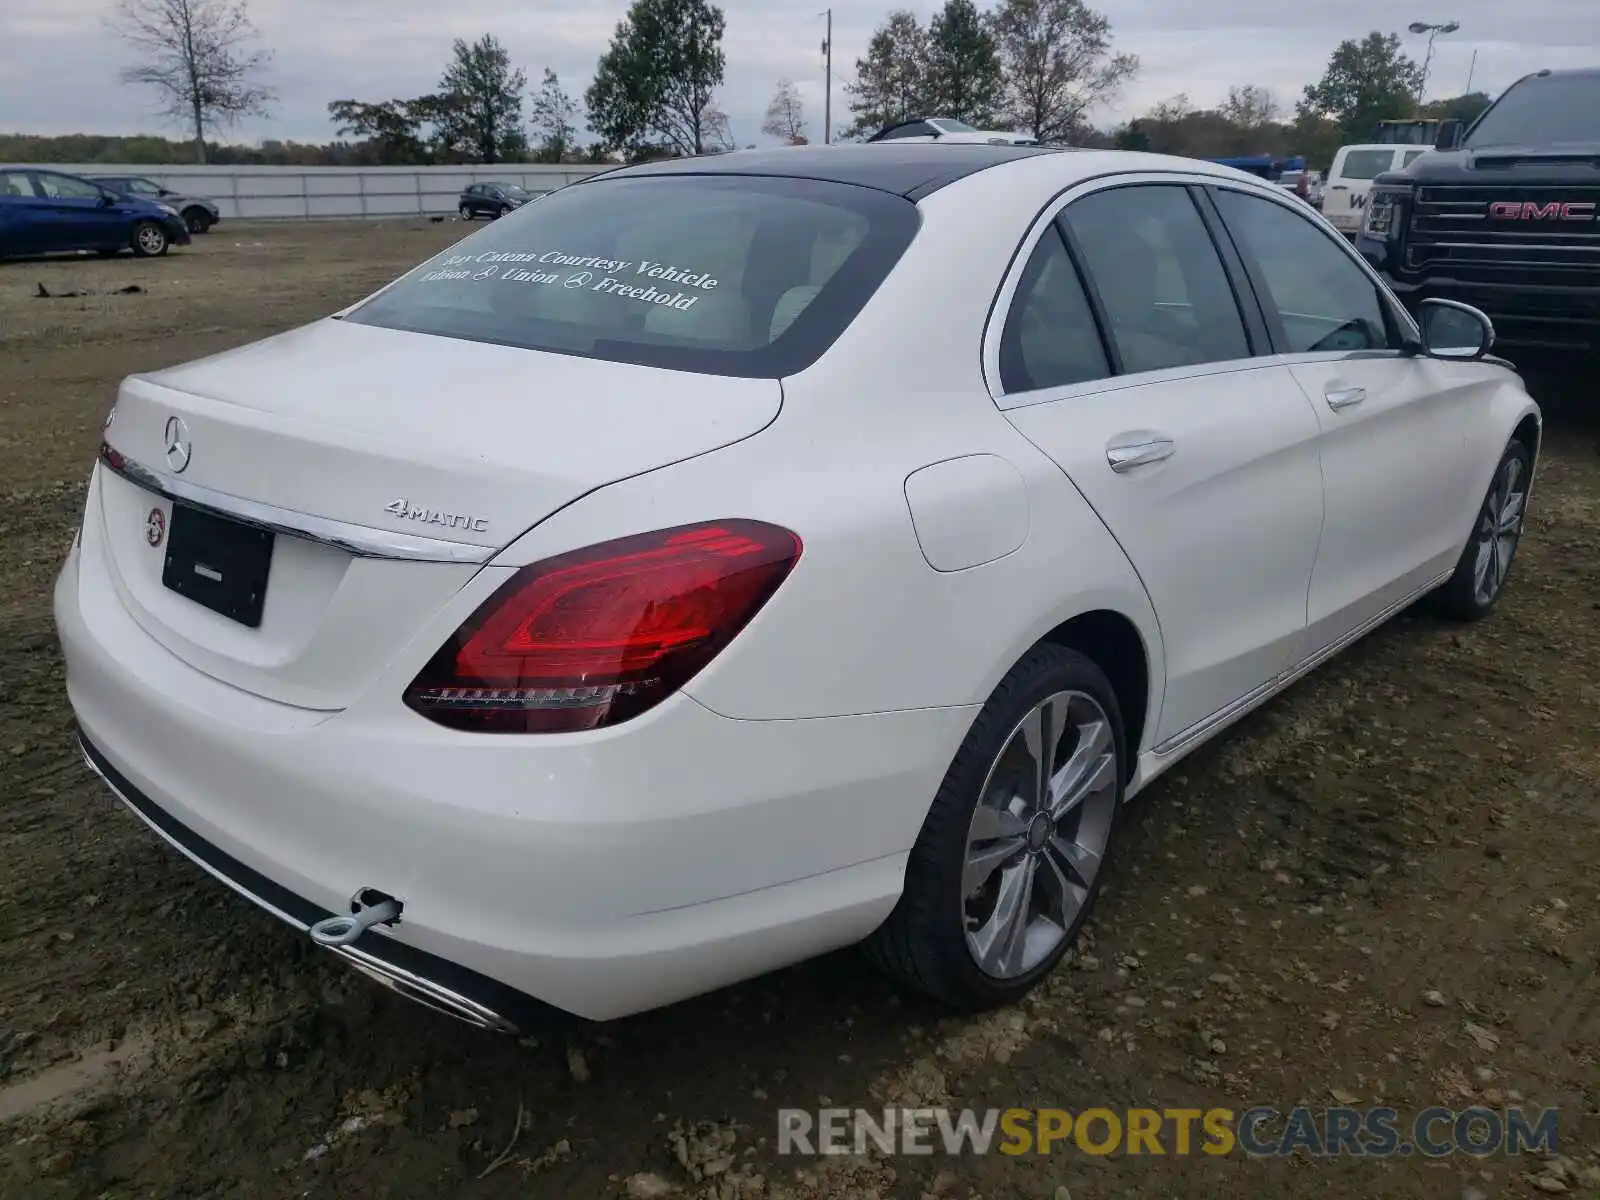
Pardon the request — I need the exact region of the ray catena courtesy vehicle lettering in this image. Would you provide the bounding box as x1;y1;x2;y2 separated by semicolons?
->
57;142;1541;1033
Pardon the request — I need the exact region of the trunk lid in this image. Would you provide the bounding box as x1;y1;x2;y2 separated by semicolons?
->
92;318;780;710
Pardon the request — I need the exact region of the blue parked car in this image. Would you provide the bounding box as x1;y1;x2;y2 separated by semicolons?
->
0;166;192;260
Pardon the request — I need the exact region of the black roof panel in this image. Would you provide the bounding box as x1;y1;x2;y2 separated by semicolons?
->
582;143;1065;200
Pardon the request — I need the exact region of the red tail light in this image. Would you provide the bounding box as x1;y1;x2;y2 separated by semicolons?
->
403;520;802;733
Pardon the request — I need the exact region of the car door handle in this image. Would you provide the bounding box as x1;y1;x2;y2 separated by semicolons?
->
1106;438;1175;472
1331;184;1350;191
1324;385;1366;411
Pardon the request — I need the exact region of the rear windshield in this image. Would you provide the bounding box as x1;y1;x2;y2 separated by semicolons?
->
1337;150;1395;180
346;174;919;378
1467;75;1600;147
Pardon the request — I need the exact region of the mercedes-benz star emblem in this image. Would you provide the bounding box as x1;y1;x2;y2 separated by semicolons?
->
164;415;192;474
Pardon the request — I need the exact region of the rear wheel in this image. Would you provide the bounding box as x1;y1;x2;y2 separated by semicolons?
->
459;204;473;221
1429;437;1531;621
131;221;169;258
865;643;1125;1011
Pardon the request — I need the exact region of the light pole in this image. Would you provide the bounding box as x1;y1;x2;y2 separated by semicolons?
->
819;10;832;144
1408;20;1460;105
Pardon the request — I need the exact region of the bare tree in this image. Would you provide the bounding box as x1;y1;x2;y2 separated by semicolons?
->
991;0;1136;143
1220;84;1279;128
111;0;274;163
703;105;738;153
761;79;808;143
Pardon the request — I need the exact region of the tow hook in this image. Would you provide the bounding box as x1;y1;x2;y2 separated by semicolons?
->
309;888;403;948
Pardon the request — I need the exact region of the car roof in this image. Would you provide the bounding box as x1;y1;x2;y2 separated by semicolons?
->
585;143;1069;200
1519;66;1600;81
586;145;1289;203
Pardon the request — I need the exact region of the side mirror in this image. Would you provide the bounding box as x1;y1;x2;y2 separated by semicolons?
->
98;191;116;207
1434;120;1465;151
1419;298;1494;360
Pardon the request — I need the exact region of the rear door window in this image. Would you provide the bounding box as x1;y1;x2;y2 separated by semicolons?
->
1337;150;1398;180
998;227;1109;392
1061;184;1251;375
0;171;35;198
348;174;920;378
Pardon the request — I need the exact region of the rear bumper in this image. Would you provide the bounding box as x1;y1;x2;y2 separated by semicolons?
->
54;536;971;1023
78;733;557;1032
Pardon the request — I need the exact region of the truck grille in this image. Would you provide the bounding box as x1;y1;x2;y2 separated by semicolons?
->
1406;185;1600;286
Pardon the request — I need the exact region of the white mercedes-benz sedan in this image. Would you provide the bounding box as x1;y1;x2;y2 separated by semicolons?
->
56;144;1539;1031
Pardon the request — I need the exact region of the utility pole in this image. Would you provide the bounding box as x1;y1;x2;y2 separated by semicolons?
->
820;9;832;144
1464;47;1478;95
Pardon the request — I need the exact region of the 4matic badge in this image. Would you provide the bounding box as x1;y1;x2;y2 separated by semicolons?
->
384;498;489;534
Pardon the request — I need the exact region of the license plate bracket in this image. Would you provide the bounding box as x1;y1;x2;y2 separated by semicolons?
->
161;503;275;628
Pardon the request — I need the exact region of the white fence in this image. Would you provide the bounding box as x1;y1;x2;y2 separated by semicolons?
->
29;164;613;222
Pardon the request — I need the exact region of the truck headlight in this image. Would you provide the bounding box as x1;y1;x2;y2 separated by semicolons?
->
1364;190;1402;236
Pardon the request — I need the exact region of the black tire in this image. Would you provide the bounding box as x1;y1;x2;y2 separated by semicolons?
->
864;643;1126;1012
1428;436;1532;621
130;221;169;258
459;204;473;221
182;208;211;234
495;204;510;219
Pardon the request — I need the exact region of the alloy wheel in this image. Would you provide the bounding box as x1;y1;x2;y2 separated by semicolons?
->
962;689;1118;980
1473;454;1527;605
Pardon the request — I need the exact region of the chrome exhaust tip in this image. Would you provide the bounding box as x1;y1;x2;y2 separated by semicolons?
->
332;946;520;1034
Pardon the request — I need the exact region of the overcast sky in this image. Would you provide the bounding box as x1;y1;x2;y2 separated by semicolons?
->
2;0;1592;148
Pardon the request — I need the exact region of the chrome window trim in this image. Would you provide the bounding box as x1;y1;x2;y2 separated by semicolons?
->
984;169;1294;410
983;170;1283;408
98;443;496;565
982;169;1427;411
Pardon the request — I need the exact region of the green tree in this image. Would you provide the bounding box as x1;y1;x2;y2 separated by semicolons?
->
926;0;1003;125
1420;90;1492;125
586;0;727;157
1219;84;1279;129
1297;32;1423;140
530;69;579;161
845;10;932;136
326;98;433;163
1113;120;1150;151
991;0;1136;143
436;35;527;163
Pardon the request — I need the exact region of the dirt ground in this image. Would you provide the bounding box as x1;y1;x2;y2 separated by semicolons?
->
0;221;1596;1200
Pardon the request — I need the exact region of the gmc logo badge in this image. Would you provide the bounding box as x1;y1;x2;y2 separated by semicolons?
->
1488;200;1598;221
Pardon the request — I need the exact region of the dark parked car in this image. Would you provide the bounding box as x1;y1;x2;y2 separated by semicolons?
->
0;167;191;259
458;182;535;220
90;175;221;234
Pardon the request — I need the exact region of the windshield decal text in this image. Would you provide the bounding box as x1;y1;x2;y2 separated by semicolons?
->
416;248;721;312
